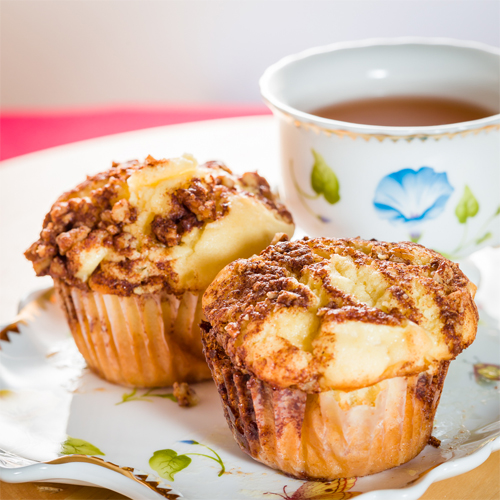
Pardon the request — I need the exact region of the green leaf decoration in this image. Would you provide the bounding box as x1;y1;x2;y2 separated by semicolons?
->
473;363;500;386
153;393;177;401
310;149;340;205
116;387;177;405
117;388;138;405
455;185;479;224
495;206;500;216
149;449;191;482
61;437;105;456
180;441;226;477
476;232;492;245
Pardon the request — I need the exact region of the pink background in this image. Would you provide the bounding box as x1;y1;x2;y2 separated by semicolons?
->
0;106;270;161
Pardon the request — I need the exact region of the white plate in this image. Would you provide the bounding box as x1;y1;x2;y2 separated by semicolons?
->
0;117;499;499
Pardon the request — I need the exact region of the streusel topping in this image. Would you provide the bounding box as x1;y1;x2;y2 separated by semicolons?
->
26;154;294;296
202;237;478;392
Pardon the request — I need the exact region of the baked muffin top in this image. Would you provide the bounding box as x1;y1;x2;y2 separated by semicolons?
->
26;154;294;296
202;236;478;392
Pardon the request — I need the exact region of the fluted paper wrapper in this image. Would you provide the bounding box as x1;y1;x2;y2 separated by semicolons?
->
55;279;211;387
202;326;449;480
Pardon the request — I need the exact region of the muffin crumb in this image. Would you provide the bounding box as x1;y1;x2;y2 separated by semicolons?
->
428;436;441;448
173;381;199;407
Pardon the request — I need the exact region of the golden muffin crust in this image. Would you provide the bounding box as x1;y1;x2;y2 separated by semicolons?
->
26;155;294;296
202;236;478;392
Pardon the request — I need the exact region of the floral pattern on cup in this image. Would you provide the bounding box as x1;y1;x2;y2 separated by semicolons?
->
451;186;499;257
373;167;454;233
373;166;455;245
372;168;500;255
290;149;340;223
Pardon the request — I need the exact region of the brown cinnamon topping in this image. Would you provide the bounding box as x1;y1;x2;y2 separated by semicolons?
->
149;174;232;247
26;156;294;297
240;172;293;224
56;226;91;255
202;237;478;392
151;215;184;247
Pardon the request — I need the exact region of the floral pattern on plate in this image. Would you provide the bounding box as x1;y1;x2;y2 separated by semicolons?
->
265;477;360;499
149;441;225;482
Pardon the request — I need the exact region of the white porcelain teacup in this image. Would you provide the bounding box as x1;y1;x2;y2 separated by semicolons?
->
260;38;500;259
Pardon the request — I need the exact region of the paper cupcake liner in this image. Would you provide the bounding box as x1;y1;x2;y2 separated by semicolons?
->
55;279;212;387
201;324;449;480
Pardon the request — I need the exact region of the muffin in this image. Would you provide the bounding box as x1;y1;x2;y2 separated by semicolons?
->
201;236;478;480
25;154;294;387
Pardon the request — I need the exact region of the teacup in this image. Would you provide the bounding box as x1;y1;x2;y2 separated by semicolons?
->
260;38;500;258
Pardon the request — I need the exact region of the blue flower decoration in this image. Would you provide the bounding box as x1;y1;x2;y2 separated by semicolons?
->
373;167;453;225
179;440;199;445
